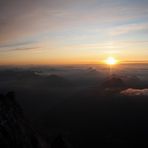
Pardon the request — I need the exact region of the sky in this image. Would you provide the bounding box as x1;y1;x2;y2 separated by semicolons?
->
0;0;148;65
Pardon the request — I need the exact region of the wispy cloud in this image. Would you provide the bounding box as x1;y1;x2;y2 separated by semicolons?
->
110;23;148;36
0;40;36;48
12;46;40;51
0;46;41;52
0;0;148;43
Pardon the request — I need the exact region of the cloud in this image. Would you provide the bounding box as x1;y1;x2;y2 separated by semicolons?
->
120;88;148;96
0;0;148;63
0;0;148;44
0;46;40;52
12;47;40;51
110;23;148;36
0;40;36;48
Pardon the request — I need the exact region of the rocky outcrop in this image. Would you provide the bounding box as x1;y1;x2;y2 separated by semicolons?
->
0;92;45;148
0;92;72;148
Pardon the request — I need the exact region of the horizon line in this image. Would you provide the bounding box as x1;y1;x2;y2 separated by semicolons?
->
0;60;148;66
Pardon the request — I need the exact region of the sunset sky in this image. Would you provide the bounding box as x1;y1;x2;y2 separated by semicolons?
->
0;0;148;65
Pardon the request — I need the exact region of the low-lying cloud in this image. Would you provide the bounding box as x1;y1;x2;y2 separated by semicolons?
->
121;88;148;96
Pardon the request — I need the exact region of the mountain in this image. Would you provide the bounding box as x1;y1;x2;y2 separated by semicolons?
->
0;92;72;148
102;75;126;89
0;92;47;148
44;74;71;87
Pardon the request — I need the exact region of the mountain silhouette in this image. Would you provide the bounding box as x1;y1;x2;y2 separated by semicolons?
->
45;74;70;86
102;75;126;89
0;92;45;148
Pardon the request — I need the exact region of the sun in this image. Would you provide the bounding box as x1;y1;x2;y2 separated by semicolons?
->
105;57;117;65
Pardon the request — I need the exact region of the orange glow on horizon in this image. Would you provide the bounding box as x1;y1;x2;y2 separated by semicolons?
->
1;57;148;66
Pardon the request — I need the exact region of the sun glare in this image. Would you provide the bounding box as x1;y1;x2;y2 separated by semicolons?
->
105;57;117;65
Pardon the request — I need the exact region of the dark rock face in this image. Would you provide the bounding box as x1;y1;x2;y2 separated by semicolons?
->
0;92;43;148
0;92;71;148
51;135;70;148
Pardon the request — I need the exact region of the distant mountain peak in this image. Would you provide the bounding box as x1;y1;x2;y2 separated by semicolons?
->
102;75;126;89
